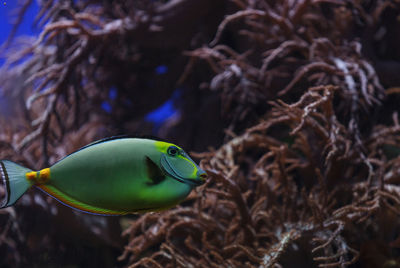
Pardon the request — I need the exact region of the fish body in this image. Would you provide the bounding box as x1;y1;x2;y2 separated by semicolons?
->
0;137;207;215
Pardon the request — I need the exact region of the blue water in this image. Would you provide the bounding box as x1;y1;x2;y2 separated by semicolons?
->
146;99;176;124
155;65;168;75
101;101;112;113
0;2;177;127
109;87;117;100
145;88;180;130
0;0;39;114
0;1;40;47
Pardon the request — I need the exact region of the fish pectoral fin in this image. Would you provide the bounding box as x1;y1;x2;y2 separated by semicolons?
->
145;156;165;185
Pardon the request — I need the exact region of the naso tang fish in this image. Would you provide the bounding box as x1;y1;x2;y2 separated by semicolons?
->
0;136;207;215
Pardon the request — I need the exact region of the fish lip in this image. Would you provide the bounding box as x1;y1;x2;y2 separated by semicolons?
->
182;177;204;186
162;165;204;186
160;155;204;187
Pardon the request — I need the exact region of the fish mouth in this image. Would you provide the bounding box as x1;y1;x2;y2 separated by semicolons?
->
160;155;204;187
174;176;204;187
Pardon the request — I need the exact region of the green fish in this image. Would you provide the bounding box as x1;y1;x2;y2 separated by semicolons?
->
0;136;207;215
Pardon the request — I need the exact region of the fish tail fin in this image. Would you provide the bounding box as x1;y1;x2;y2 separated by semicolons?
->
0;160;33;208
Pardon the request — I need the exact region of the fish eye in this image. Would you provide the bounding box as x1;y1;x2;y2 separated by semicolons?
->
167;146;179;157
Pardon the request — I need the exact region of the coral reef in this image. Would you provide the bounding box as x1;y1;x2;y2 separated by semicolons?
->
1;0;400;267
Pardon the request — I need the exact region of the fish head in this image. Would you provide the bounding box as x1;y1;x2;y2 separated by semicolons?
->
155;141;207;187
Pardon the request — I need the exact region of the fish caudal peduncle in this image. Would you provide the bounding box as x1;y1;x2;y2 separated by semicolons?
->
26;168;51;184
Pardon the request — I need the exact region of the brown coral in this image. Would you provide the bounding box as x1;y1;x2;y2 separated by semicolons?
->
1;0;400;267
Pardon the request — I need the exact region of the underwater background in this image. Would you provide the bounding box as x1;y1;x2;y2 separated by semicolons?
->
1;0;400;267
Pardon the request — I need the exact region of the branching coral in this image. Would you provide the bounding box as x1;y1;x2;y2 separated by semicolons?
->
0;0;226;165
119;84;400;267
181;0;387;133
1;0;400;267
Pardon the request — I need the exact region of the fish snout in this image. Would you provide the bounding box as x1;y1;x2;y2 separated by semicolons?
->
197;170;208;185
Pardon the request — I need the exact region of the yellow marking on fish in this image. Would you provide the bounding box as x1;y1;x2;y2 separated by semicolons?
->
37;168;50;184
180;155;198;177
154;141;182;153
26;171;37;181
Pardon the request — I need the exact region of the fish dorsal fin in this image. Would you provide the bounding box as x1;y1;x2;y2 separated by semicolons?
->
52;135;169;167
145;156;165;185
72;134;167;154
